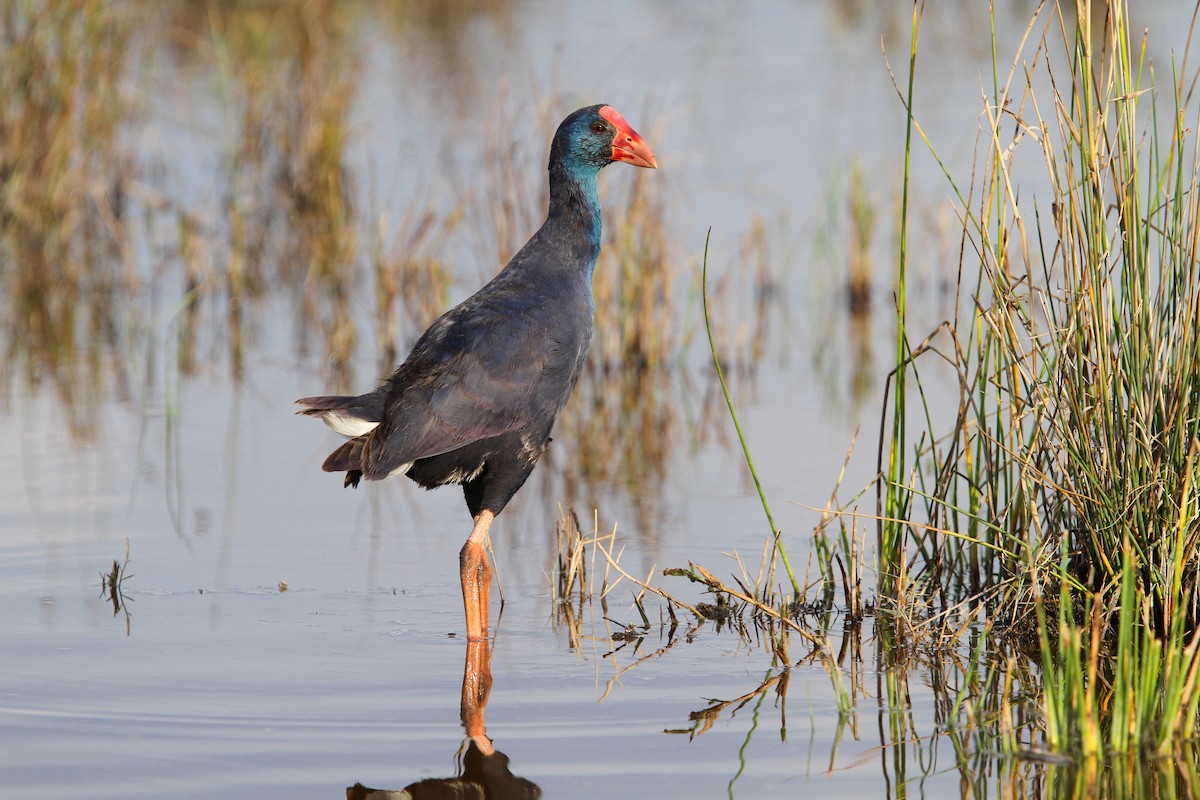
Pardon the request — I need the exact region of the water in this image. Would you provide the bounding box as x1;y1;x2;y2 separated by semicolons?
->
2;2;1195;797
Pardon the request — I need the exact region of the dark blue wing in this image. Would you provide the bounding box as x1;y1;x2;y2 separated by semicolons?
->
360;287;581;480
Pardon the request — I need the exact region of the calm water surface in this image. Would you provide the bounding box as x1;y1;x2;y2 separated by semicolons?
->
1;2;1193;798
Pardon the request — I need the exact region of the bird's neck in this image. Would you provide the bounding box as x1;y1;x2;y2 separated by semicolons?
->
547;161;602;277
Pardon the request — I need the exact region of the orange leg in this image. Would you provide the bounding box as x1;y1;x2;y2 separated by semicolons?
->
459;510;494;642
460;638;495;756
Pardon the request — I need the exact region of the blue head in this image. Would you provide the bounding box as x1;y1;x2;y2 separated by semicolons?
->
547;105;657;261
550;104;657;176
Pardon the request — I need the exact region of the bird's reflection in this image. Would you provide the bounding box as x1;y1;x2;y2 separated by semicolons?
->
346;640;540;799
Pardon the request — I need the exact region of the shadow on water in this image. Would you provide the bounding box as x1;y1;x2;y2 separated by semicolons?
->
347;641;540;800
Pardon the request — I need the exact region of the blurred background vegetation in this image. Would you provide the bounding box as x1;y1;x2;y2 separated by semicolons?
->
0;0;793;535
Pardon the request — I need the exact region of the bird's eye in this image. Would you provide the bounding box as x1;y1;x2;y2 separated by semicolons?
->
591;122;606;134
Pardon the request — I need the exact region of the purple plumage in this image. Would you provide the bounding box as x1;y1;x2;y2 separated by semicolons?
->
297;104;656;640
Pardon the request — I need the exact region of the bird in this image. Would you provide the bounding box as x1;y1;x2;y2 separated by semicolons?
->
297;104;657;642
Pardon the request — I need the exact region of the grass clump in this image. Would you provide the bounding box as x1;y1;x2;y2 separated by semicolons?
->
881;0;1200;755
0;0;135;435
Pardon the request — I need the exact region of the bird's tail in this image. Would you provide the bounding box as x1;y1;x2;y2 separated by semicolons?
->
322;437;367;489
295;395;361;414
295;393;384;438
298;394;384;488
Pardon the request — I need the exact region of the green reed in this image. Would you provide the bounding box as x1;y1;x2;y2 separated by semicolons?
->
884;0;1200;753
701;229;800;598
878;0;923;607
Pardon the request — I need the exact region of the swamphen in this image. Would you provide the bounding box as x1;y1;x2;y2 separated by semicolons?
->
297;105;657;641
